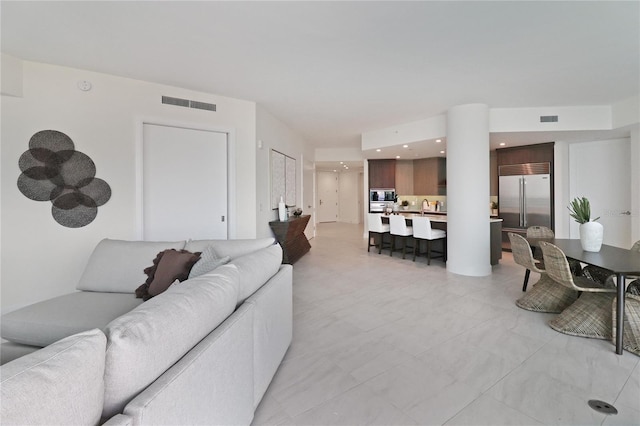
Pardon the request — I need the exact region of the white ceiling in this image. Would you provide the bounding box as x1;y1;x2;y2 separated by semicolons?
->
2;1;638;159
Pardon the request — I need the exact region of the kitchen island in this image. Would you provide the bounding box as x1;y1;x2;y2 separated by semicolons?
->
381;213;503;265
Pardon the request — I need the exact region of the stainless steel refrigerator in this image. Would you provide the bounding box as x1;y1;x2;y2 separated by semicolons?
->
499;162;552;250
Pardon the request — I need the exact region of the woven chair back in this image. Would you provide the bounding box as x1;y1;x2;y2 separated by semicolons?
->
526;226;554;239
508;233;541;272
632;240;640;253
539;241;579;290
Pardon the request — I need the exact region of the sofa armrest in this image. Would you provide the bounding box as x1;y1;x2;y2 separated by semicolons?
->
102;414;133;426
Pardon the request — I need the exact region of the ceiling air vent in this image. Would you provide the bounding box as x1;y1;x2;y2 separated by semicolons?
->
189;100;216;112
540;115;558;123
161;96;216;112
162;96;189;107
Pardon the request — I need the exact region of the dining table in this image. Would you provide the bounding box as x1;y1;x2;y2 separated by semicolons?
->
527;238;640;355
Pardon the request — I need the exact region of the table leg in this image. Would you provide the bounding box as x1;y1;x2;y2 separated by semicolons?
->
616;273;625;355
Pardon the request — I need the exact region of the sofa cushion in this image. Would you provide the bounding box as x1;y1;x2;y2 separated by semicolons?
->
189;245;230;279
1;329;106;426
0;342;41;365
135;249;201;300
77;238;187;293
102;264;240;420
185;237;275;259
232;243;283;304
1;292;143;347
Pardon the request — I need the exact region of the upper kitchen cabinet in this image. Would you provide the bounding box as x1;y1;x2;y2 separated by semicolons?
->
496;142;554;167
395;160;414;195
368;159;396;188
414;157;446;195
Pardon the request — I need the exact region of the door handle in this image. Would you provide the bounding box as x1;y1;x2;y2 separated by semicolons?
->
320;199;323;205
621;211;631;215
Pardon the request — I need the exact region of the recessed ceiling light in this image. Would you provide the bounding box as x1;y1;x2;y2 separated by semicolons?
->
499;142;506;146
396;155;400;159
440;150;445;154
333;170;337;172
345;166;349;169
403;144;408;148
376;149;381;152
436;139;442;143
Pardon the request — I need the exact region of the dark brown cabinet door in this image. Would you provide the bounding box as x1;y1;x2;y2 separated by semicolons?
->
413;157;446;195
368;159;396;188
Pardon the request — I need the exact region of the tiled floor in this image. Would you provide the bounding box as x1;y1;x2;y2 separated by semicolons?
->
252;222;640;426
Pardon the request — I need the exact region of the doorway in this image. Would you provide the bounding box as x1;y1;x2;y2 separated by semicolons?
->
142;123;228;240
569;138;631;248
317;171;339;222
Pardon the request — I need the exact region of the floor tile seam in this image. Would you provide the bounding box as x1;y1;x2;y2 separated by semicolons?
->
438;392;543;426
612;371;640;412
281;373;365;422
482;359;612;426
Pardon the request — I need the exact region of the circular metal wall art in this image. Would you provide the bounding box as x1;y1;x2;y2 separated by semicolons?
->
17;130;112;228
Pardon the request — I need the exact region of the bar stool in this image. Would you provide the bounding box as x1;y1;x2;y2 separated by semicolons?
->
389;214;414;259
367;213;391;254
411;216;446;264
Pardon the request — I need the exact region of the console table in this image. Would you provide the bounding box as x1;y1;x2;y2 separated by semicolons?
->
269;215;311;264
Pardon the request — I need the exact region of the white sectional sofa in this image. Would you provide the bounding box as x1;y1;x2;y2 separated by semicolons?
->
0;237;292;425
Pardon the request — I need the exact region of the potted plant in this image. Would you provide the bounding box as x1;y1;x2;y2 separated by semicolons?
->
490;201;498;216
401;200;410;210
568;196;603;252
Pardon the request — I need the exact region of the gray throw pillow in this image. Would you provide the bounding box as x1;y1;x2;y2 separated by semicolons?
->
189;245;230;278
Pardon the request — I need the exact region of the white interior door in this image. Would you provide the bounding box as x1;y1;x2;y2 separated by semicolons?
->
317;171;339;223
143;123;228;240
570;139;631;248
303;159;315;239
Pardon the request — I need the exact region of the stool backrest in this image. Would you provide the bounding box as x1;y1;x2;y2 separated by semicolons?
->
389;215;408;235
367;213;386;233
412;216;434;239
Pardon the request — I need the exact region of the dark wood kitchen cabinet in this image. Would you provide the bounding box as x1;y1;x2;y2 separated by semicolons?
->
413;157;446;195
368;159;396;189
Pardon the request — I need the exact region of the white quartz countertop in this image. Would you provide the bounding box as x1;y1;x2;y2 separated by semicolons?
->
393;212;503;223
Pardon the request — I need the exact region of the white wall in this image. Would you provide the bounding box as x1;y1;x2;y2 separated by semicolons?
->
1;60;257;313
338;171;361;224
255;105;313;238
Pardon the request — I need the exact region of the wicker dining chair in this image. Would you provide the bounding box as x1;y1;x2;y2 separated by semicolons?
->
509;233;578;313
540;241;617;339
583;240;640;294
367;213;391;254
524;226;582;291
612;293;640;356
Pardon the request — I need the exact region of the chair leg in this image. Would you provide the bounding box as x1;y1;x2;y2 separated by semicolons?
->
443;238;447;262
413;238;418;261
401;236;407;259
367;231;372;252
522;269;531;292
378;234;384;254
390;235;394;257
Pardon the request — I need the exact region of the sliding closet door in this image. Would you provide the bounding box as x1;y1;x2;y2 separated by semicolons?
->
143;123;227;240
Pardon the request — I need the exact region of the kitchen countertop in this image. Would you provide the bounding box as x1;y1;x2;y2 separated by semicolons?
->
389;210;502;222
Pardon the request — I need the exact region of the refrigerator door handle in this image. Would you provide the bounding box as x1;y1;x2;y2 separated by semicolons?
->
522;177;527;228
518;177;523;227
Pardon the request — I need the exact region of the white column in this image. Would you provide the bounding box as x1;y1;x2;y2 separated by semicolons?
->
631;125;640;243
446;104;492;276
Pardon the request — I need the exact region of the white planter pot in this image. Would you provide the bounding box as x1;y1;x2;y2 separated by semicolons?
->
580;221;603;252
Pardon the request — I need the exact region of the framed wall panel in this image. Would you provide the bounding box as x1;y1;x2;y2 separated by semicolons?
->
271;149;296;209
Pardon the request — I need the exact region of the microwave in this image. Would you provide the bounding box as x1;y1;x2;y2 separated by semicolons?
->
369;189;396;202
